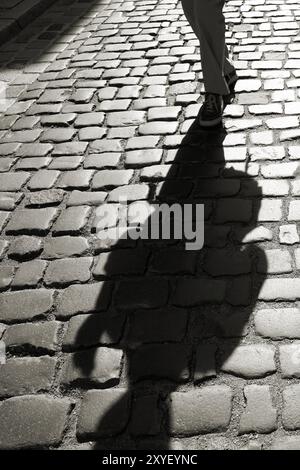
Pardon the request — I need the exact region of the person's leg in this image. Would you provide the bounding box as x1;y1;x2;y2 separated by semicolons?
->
181;0;235;95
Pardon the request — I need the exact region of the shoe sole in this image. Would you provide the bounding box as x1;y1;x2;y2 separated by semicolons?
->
224;75;238;105
223;91;235;105
226;71;238;87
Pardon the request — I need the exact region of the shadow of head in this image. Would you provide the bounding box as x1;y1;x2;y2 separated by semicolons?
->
70;117;267;445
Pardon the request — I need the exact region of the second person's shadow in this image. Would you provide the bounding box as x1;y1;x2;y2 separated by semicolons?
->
67;115;267;449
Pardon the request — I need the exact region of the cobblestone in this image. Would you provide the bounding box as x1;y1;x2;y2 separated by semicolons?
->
52;206;90;234
63;312;125;349
115;279;168;310
239;385;277;434
25;189;65;207
255;308;300;339
77;389;130;439
57;282;112;318
57;170;94;190
5;208;58;235
42;236;89;259
66;191;106;207
12;260;47;287
1;0;300;450
131;344;190;382
0;356;56;397
169;387;232;435
279;225;299;244
221;344;276;378
7;236;43;260
0;395;72;449
3;321;60;353
258;249;292;274
0;289;54;323
92;170;133;189
28;170;60;190
259;279;300;301
283;385;300;430
0;173;30;191
280;344;300;379
62;347;122;385
44;257;92;286
106;111;146;127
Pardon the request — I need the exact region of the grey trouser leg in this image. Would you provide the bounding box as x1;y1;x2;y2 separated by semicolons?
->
181;0;236;95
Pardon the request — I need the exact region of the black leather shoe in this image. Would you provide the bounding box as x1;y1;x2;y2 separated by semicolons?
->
198;93;224;127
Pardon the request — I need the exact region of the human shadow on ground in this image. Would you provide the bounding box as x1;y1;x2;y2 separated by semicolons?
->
71;117;267;449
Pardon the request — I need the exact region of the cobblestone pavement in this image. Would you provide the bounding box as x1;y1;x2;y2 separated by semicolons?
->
0;0;300;451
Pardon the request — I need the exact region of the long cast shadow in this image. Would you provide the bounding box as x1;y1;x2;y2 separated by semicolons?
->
71;117;267;449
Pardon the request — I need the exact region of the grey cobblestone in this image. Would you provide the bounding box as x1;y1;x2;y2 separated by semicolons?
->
66;191;106;207
0;289;54;322
41;128;76;143
279;225;299;245
0;172;30;191
5;208;58;235
63;312;125;349
92;169;133;189
57;282;112;318
169;387;232;435
279;344;300;378
28;170;60;190
115;279;168;310
106;111;146;127
0;267;14;290
0;395;72;449
16;143;53;158
52;142;88;156
0;356;56;397
221;344;276;378
0;241;9;259
283;385;300;430
3;321;60;353
42;236;89;259
239;385;277;434
25;189;65;207
44;257;92;286
8;236;43;260
258;249;293;274
62;347;122;385
0;0;300;450
57;170;94;190
52;206;90;234
259;279;300;301
255;308;300;340
12;260;47;287
77;389;130;439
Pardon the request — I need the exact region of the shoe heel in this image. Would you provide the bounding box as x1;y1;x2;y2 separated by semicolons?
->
223;91;235;105
229;79;237;94
224;75;238;105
